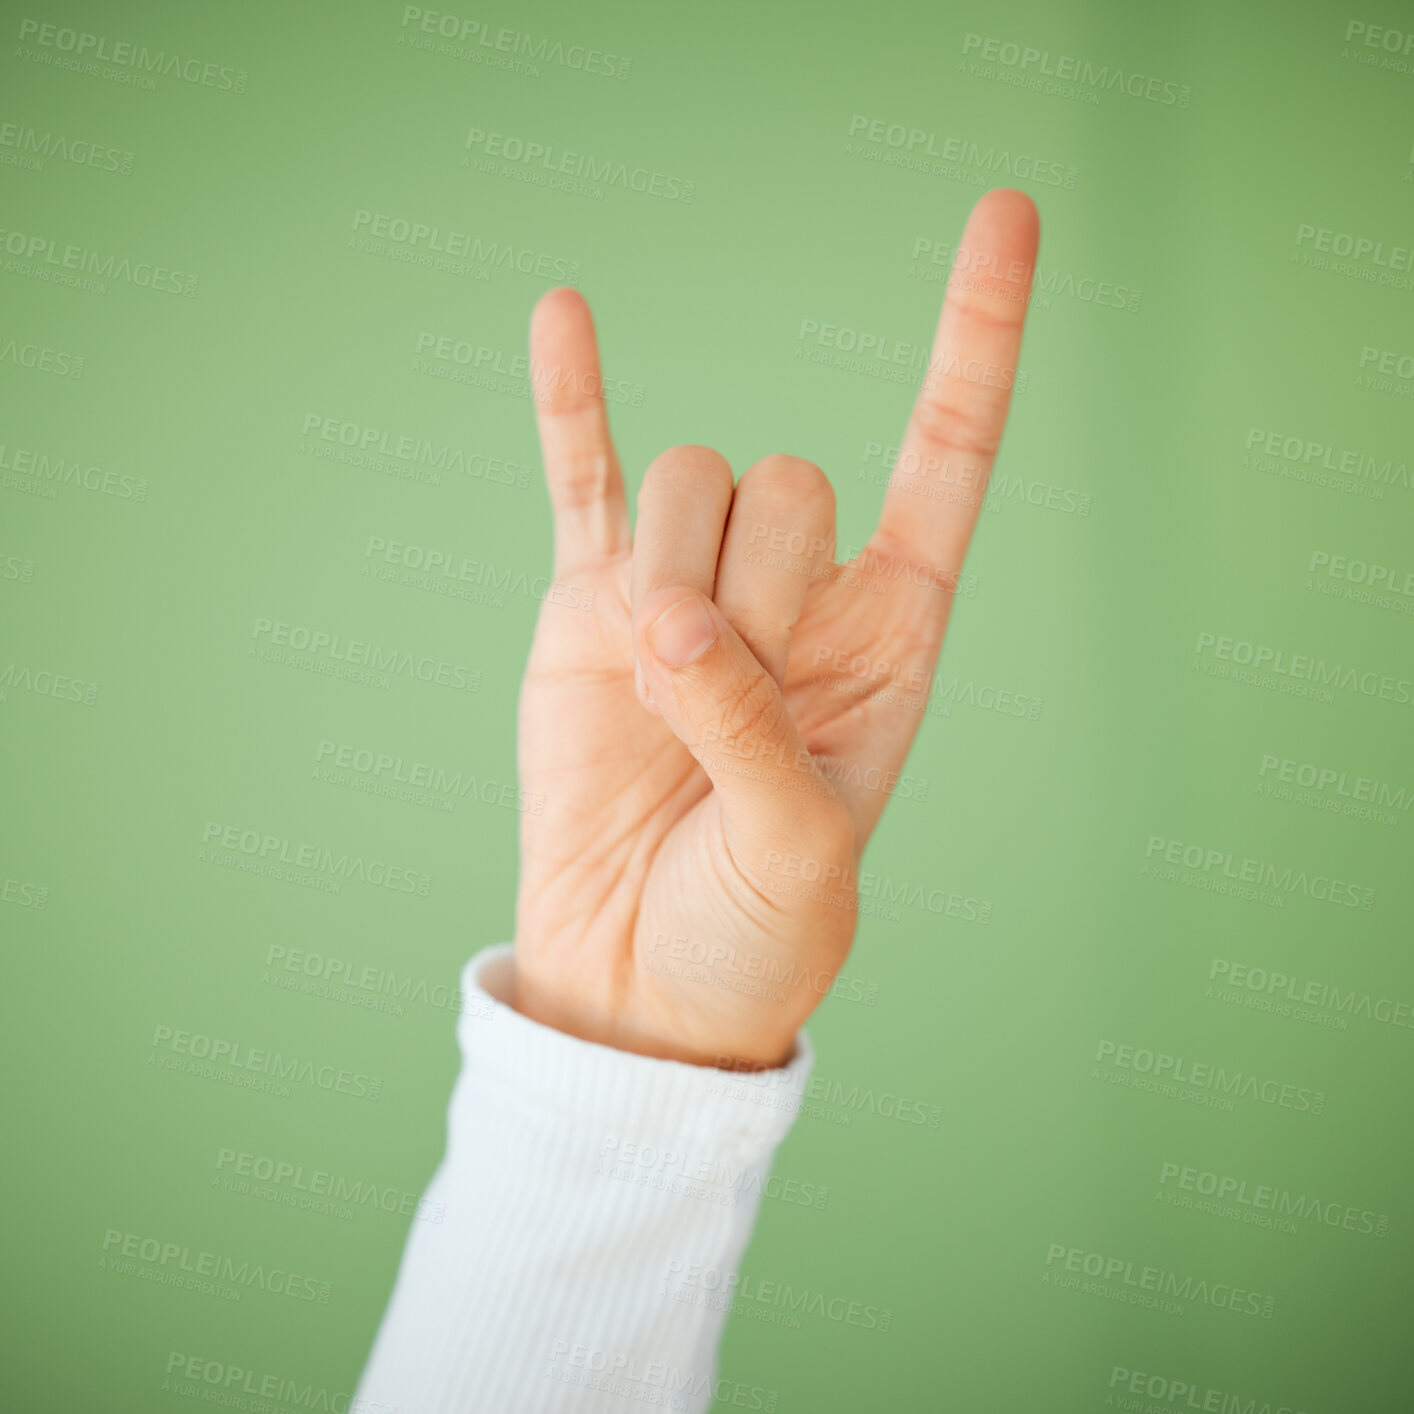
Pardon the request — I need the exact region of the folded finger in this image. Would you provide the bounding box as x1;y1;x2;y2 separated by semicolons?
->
713;454;836;686
631;445;735;709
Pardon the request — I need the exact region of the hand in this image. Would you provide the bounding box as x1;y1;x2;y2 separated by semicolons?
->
511;188;1040;1069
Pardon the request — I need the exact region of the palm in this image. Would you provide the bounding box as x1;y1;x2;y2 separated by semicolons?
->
515;544;924;1053
511;189;1040;1067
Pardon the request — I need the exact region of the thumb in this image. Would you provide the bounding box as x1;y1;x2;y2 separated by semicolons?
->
636;587;848;860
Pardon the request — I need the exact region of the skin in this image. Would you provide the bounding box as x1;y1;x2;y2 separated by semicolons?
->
511;187;1040;1070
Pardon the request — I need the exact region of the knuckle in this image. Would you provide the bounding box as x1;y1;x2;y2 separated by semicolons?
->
781;796;857;882
738;455;836;545
646;443;730;478
709;669;786;754
725;603;787;642
746;454;835;514
948;291;1027;332
809;801;858;864
908;391;1004;462
747;453;825;495
551;448;619;510
640;444;732;503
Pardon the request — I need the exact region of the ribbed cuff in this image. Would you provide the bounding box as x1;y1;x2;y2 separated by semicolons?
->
457;944;814;1166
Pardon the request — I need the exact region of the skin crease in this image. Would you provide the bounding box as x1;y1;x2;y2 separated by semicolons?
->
511;187;1040;1070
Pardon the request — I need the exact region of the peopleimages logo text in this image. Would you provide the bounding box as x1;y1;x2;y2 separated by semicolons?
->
16;18;248;91
1095;1040;1325;1113
1145;835;1376;910
162;1353;392;1411
1158;1161;1389;1237
961;34;1192;106
1194;631;1413;705
102;1231;329;1302
1108;1366;1307;1414
150;1024;382;1101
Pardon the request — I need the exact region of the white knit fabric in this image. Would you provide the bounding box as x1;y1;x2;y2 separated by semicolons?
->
355;944;813;1413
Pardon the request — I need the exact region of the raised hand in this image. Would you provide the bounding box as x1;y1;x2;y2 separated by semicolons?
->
511;188;1040;1069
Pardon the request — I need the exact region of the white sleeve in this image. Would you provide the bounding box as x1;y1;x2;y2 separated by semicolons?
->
355;943;814;1414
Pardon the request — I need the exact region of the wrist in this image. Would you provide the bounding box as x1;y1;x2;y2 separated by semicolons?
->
509;954;796;1071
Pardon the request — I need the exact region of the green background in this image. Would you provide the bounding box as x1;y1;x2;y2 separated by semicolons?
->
3;0;1411;1408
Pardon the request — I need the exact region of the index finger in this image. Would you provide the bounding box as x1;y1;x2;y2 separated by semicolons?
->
529;287;632;575
869;188;1040;584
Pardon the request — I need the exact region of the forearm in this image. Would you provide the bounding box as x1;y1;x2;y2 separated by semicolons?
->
356;944;812;1413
